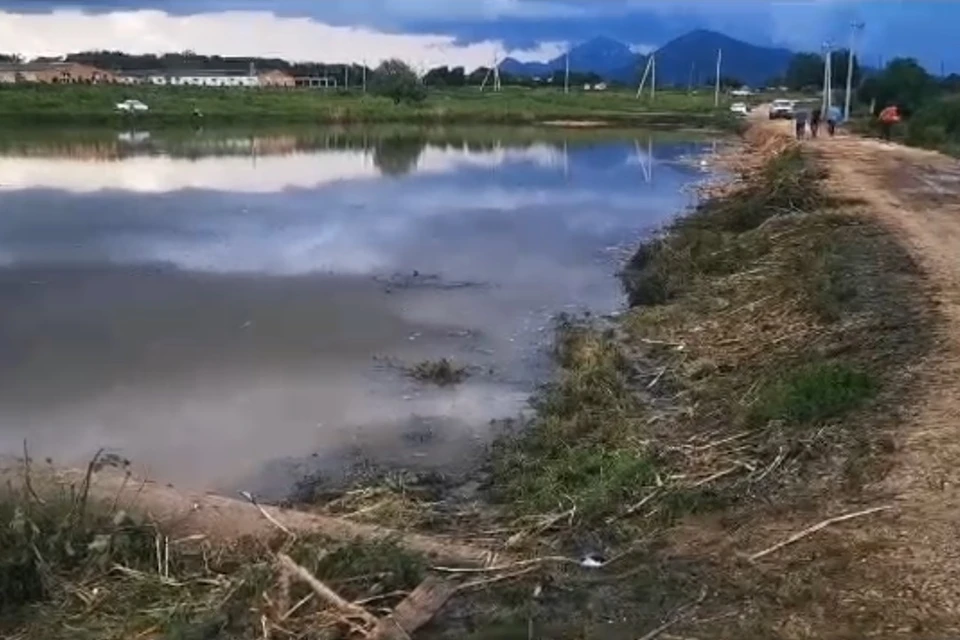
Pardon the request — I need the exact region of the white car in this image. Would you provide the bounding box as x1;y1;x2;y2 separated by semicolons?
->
115;99;149;113
730;102;750;115
769;99;795;120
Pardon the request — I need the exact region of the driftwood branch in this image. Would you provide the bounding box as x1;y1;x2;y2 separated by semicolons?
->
747;505;892;561
240;491;294;537
277;553;378;626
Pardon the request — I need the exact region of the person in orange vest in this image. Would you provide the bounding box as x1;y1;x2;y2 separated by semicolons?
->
878;104;901;142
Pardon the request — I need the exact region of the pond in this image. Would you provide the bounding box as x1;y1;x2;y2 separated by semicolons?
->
0;126;716;498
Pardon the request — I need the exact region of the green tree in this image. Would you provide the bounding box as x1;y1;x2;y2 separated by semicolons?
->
448;66;466;87
858;58;937;115
423;65;467;87
423;65;451;86
371;59;426;104
467;67;490;85
784;52;824;90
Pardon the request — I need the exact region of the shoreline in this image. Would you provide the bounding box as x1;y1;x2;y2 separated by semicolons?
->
2;118;938;638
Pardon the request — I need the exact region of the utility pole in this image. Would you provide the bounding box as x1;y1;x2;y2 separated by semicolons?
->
480;52;501;92
345;65;349;91
844;22;864;120
362;60;367;93
714;48;722;107
636;56;654;98
821;41;832;115
564;49;570;95
650;54;656;101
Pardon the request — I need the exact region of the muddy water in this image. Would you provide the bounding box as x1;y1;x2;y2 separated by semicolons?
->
0;128;714;498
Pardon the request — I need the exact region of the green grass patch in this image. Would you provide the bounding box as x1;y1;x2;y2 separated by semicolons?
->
622;146;826;307
492;323;658;520
797;241;860;322
0;84;738;128
749;362;876;427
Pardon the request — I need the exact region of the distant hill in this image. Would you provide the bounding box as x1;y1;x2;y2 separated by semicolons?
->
652;29;793;88
501;30;794;88
501;36;642;82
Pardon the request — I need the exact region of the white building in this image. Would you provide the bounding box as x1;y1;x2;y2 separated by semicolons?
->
149;70;260;87
120;69;261;87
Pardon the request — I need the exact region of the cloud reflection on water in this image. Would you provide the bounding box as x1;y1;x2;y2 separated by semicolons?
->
0;129;713;492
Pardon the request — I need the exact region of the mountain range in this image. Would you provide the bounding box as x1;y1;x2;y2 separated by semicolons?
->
500;30;795;87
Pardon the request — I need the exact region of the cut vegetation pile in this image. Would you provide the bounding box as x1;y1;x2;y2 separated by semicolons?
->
0;455;447;640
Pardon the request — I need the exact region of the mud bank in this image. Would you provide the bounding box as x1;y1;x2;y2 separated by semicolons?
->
0;121;939;639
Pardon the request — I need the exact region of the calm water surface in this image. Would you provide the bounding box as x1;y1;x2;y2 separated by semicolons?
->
0;128;714;497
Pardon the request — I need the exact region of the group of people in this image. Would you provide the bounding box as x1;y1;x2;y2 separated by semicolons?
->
794;103;903;143
794;105;843;139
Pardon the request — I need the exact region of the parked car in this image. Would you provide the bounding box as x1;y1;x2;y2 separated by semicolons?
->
769;99;795;120
730;102;750;116
115;99;149;113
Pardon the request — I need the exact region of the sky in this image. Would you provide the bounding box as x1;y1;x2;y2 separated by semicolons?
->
0;1;954;71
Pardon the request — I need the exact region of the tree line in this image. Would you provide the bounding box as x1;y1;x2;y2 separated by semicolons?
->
852;57;960;150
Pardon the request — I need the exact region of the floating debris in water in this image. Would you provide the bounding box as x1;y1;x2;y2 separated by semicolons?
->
373;270;489;292
406;358;470;386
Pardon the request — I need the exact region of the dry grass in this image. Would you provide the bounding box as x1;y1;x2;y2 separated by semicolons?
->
473;130;934;636
0;456;433;640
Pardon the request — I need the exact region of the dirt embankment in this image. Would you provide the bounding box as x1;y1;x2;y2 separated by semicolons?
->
652;116;960;638
4;118;958;639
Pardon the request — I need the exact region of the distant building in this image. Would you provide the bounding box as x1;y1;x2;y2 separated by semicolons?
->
0;62;117;84
294;75;338;89
117;68;295;88
140;70;261;88
258;69;296;88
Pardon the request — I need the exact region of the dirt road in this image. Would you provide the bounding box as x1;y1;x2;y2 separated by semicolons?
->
805;126;960;634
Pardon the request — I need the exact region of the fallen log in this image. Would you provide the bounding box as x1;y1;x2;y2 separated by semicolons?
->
0;464;504;568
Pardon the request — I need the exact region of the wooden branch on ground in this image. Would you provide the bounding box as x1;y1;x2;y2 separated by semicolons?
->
277;553;379;627
746;505;892;561
370;575;460;640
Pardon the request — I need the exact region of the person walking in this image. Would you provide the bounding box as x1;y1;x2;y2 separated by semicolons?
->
826;105;842;136
794;109;809;139
810;106;822;138
878;104;901;142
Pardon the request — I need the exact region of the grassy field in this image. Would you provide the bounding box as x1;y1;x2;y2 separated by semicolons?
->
0;84;737;128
